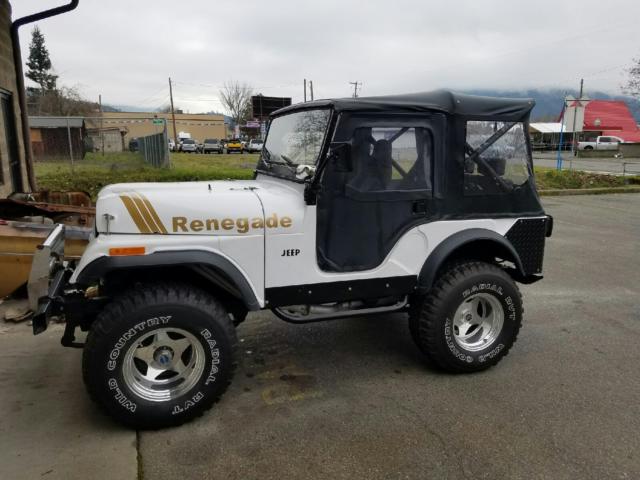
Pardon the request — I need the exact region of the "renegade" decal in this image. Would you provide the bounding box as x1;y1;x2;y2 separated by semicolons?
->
172;213;292;234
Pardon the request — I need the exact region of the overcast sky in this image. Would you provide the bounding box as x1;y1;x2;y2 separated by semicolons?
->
11;0;640;114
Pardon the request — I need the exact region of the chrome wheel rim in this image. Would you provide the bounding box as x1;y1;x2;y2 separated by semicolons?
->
452;293;504;352
123;327;205;402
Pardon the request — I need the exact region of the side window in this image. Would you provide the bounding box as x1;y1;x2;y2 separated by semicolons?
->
599;137;611;143
348;126;432;192
464;121;530;196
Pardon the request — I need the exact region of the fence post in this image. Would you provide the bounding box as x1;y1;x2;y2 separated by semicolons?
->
66;116;74;170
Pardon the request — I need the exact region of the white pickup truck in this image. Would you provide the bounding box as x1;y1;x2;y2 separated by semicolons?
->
578;136;623;151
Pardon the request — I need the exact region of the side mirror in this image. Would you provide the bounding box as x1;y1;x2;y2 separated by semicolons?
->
329;142;352;172
295;164;316;180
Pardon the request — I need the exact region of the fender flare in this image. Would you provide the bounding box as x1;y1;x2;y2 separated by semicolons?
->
75;250;261;311
417;228;525;292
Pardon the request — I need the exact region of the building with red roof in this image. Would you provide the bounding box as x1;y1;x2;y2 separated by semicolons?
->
582;100;640;143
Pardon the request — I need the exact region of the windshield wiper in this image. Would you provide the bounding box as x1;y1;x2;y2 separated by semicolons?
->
262;148;296;171
280;154;296;167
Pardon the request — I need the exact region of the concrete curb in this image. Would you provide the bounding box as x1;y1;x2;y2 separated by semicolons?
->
539;186;640;196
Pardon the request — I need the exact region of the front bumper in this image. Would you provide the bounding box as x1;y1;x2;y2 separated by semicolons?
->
27;224;72;334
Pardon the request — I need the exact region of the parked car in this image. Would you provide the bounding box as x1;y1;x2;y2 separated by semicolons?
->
202;138;224;154
180;138;198;153
578;136;623;151
226;138;243;154
168;138;176;151
245;138;264;153
128;138;138;152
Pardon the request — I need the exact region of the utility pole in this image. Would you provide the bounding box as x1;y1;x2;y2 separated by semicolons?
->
168;77;178;145
99;94;104;155
304;78;307;102
309;80;314;101
570;78;584;158
349;81;361;98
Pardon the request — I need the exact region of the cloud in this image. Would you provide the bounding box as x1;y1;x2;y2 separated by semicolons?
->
13;0;640;114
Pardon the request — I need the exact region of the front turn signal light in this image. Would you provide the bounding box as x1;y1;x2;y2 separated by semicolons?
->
108;246;146;256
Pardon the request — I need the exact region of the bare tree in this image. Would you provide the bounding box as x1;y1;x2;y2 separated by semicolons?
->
219;81;253;129
26;85;97;116
623;57;640;99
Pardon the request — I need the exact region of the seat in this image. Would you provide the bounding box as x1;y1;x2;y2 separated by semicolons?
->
348;139;393;192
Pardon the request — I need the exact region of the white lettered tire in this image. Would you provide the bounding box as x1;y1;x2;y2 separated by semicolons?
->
409;261;522;373
82;283;237;429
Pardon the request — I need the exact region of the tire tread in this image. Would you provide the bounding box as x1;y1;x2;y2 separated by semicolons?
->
409;261;522;373
82;281;238;429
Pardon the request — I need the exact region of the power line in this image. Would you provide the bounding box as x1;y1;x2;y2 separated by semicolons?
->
173;80;300;90
136;85;169;106
174;98;225;104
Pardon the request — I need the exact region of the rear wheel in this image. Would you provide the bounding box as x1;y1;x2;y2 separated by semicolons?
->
82;282;237;429
409;261;522;373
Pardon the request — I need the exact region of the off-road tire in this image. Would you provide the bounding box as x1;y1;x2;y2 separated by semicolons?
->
409;261;522;373
82;282;237;429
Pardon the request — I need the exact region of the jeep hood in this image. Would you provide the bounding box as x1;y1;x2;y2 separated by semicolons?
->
95;178;303;236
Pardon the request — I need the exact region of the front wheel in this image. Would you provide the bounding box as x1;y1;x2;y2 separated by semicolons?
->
82;283;237;429
409;261;522;373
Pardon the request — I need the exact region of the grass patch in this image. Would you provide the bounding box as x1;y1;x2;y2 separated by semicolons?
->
34;152;640;200
533;168;640;190
35;152;257;199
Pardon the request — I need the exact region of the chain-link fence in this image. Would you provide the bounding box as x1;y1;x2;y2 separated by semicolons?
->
137;130;170;168
28;114;171;169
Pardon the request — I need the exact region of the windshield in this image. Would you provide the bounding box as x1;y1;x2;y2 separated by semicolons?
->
262;109;330;167
183;139;195;144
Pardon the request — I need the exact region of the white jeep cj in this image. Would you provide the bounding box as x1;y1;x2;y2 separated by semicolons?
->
29;90;552;428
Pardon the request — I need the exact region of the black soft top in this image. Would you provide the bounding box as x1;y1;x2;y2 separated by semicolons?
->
273;89;534;122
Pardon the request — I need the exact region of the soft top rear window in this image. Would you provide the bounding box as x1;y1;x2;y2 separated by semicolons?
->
464;121;531;196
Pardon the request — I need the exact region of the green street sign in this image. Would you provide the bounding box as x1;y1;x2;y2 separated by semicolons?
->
152;119;164;125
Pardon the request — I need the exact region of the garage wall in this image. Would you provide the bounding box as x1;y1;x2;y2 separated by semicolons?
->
0;0;28;197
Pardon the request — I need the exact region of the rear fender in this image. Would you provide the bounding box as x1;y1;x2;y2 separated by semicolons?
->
418;228;526;292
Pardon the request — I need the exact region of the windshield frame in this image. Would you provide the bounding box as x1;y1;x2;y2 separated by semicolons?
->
255;107;334;183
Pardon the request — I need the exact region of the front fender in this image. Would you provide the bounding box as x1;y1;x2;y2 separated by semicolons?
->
75;250;261;311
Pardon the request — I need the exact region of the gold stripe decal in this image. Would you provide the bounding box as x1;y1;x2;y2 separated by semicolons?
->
130;193;161;233
139;193;168;234
119;191;168;234
119;195;151;233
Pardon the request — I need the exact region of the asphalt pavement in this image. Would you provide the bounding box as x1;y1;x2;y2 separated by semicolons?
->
1;193;639;480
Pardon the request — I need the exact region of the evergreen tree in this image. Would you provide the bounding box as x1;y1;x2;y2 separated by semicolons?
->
25;26;58;91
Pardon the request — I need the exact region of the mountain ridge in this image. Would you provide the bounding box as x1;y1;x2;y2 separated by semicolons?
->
463;89;640;122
